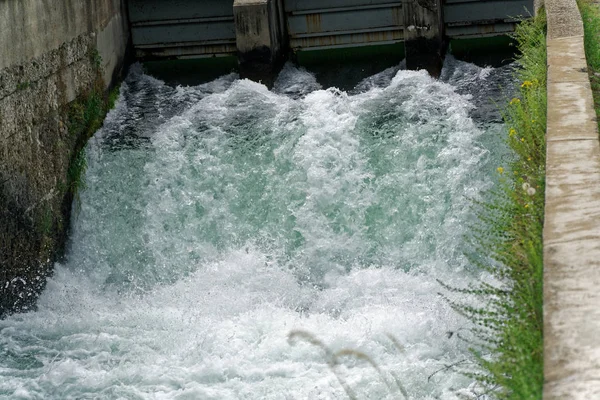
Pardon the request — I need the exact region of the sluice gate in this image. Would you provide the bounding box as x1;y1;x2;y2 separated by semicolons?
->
125;0;534;78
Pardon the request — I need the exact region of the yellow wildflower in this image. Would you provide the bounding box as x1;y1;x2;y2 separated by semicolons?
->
528;157;532;161
524;204;529;208
509;128;517;137
521;138;525;142
510;98;521;105
497;167;504;175
521;81;533;89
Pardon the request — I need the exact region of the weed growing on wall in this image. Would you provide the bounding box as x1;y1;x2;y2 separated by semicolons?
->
107;85;120;110
579;0;600;130
441;12;547;399
89;48;102;70
16;81;31;91
64;52;121;212
67;147;88;210
67;89;105;138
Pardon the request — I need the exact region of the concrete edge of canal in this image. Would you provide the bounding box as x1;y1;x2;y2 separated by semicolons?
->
543;0;600;397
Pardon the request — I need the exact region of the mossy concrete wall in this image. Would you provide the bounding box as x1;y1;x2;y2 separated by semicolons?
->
0;0;129;316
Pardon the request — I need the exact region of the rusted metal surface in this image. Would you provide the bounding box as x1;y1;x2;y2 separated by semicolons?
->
283;0;532;52
132;20;235;46
289;28;403;50
127;0;237;60
128;0;234;23
446;22;517;38
305;13;322;33
444;0;534;35
285;1;403;51
135;42;238;61
125;0;535;60
443;0;533;38
288;5;403;34
285;0;400;12
132;16;234;27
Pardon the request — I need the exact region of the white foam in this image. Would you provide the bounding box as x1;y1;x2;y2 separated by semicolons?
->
0;61;505;399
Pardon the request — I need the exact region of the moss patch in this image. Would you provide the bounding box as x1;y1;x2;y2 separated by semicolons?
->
63;74;120;214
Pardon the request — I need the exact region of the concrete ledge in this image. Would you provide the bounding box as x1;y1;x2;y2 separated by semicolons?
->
546;80;598;141
544;380;600;400
544;238;600;399
544;0;600;397
545;140;600;244
545;0;584;39
547;37;589;83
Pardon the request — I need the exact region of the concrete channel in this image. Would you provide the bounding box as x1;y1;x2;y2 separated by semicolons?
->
543;0;600;397
5;0;600;396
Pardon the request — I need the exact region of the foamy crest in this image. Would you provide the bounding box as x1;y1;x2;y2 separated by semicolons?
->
0;59;509;399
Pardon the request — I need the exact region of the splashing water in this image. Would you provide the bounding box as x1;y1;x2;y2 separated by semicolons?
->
0;59;512;399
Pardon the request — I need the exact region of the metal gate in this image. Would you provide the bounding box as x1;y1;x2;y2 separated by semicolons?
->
444;0;534;38
126;0;535;60
283;0;404;52
127;0;236;60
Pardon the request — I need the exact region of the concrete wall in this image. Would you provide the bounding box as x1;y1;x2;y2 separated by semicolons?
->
403;0;445;77
543;0;600;397
0;0;129;316
234;0;286;85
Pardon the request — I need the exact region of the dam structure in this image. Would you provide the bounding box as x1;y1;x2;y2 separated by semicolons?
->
9;0;592;399
0;49;520;400
0;0;536;316
128;0;535;77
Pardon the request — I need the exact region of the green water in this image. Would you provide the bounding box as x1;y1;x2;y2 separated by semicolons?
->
0;59;513;399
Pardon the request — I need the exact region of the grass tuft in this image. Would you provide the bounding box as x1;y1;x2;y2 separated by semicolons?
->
579;0;600;131
441;11;547;399
288;331;409;399
67;147;88;211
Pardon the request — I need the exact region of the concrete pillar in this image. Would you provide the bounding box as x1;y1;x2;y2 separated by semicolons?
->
403;0;446;77
233;0;286;86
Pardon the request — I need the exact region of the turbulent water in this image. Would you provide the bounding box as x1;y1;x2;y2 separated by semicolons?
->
0;57;514;399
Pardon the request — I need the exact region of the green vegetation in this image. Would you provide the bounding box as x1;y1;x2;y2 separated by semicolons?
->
65;83;119;208
65;88;102;207
40;206;54;235
442;12;547;399
67;89;105;138
288;330;409;400
107;85;120;111
64;47;121;210
89;48;102;69
16;81;31;91
67;147;88;209
579;0;600;130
